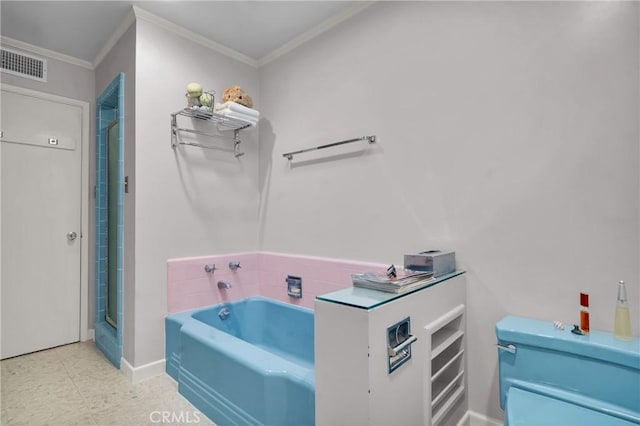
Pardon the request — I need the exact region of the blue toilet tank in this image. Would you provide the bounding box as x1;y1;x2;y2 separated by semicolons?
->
496;316;640;425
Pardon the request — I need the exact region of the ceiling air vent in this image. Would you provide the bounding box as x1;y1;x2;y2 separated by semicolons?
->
1;47;47;82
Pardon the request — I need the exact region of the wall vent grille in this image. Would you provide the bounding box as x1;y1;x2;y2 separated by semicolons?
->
1;47;47;82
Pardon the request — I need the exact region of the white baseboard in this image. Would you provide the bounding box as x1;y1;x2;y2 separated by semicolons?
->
84;328;95;342
120;357;166;383
458;410;503;426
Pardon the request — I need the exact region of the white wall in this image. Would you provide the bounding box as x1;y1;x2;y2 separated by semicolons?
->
1;48;94;102
134;19;260;366
2;4;637;421
94;22;136;363
1;46;96;327
258;1;639;420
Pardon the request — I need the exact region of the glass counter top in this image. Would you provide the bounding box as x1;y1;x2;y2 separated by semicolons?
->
316;271;465;310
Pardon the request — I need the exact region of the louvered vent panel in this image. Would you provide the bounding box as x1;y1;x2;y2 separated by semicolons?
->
1;48;47;82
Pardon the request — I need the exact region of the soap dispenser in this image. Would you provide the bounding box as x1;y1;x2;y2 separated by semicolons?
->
614;280;632;341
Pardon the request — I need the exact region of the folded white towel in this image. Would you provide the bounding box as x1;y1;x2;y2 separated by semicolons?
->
215;109;259;124
215;101;260;118
218;110;258;125
216;110;258;130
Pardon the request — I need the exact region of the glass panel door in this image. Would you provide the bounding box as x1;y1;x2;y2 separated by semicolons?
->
106;120;119;327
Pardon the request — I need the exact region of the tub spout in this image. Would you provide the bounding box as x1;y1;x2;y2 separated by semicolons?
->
218;308;230;320
218;280;232;290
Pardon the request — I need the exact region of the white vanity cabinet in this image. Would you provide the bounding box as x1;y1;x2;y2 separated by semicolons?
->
315;272;466;426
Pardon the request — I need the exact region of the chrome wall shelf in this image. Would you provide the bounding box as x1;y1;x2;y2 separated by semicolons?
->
171;109;252;157
282;135;376;160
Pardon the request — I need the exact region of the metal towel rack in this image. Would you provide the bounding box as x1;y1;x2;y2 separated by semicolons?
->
171;109;252;157
282;135;376;160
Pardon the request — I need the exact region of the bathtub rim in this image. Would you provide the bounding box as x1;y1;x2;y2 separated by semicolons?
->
169;295;314;318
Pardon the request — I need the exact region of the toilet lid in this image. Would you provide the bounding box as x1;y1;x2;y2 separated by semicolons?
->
506;387;638;426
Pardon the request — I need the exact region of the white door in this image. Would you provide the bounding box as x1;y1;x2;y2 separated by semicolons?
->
1;88;82;359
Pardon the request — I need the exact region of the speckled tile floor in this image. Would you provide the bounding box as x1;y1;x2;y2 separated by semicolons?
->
0;341;214;426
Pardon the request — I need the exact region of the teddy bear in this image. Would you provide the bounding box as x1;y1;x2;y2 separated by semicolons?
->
222;85;254;108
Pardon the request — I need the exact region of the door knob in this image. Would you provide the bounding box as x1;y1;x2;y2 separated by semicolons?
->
67;231;78;241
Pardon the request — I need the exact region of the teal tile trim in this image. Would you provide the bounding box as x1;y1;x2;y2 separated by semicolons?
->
95;73;124;368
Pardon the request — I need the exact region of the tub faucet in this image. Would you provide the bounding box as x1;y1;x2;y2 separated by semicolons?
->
204;264;217;273
229;261;241;271
217;280;232;290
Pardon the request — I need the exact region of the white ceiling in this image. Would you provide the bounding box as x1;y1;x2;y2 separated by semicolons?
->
0;1;362;66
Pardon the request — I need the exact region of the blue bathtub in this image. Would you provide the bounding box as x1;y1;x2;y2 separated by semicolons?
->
166;297;315;426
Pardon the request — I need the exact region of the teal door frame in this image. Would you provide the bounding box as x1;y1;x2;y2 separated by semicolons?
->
95;73;124;368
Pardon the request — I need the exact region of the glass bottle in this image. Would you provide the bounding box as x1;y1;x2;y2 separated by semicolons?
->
580;292;590;333
614;280;632;341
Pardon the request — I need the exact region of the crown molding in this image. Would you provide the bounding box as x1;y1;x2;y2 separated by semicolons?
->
257;1;375;67
1;3;373;72
93;8;136;69
0;36;93;69
131;6;259;68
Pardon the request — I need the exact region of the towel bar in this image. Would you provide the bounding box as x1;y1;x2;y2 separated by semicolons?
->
282;135;376;160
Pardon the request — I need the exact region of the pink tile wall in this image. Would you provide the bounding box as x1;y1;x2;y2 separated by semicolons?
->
167;251;389;312
258;252;388;310
166;252;259;313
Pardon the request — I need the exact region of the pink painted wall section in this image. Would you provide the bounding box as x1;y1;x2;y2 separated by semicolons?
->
167;251;389;312
166;253;259;313
258;252;388;309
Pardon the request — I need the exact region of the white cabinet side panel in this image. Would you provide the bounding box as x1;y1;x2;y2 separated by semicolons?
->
315;299;370;426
